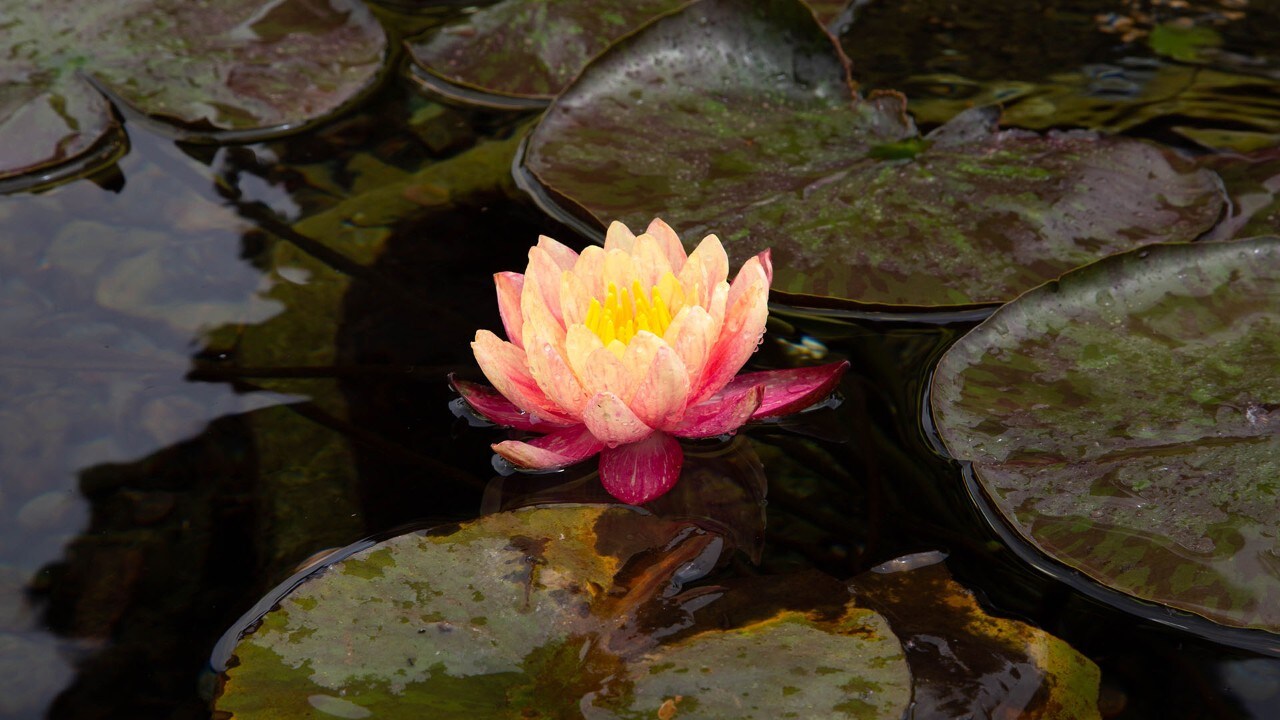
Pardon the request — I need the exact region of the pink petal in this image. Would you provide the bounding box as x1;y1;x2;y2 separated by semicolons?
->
472;330;577;423
524;324;590;416
582;391;654;445
599;431;683;504
524;245;568;327
559;270;593;328
691;259;769;403
619;330;665;399
450;375;574;432
645;218;689;272
671;384;763;438
678;234;730;309
723;361;850;419
663;305;715;391
604;220;637;252
536;234;581;270
495;271;525;349
754;248;773;285
628;345;691;431
631;232;675;290
493;424;604;470
572;245;607;299
601;248;637;296
581;345;628;397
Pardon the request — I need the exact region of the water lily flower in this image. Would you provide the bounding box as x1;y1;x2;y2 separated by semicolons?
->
454;218;849;504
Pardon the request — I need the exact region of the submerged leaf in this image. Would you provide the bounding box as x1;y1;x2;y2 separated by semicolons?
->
852;553;1102;719
521;0;1224;311
930;238;1280;637
0;0;386;191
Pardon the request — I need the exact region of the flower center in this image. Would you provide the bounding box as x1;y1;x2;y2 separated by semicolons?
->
585;279;675;349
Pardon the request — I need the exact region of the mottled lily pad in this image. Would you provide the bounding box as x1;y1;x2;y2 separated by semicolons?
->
0;0;386;192
930;238;1280;636
851;552;1102;719
520;0;1224;312
405;0;853;109
405;0;691;108
214;506;913;719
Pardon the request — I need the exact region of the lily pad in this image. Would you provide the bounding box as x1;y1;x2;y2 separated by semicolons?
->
930;237;1280;637
520;0;1225;312
0;0;386;192
214;506;913;719
405;0;691;108
405;0;853;109
851;552;1102;719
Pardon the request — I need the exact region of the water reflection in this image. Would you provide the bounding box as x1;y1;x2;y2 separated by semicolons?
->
0;129;305;716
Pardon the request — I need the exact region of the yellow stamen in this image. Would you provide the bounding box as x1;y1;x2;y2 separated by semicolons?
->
583;278;681;349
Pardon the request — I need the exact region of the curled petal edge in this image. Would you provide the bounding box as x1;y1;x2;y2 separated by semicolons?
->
672;384;764;438
730;360;850;419
493;424;604;470
450;375;574;432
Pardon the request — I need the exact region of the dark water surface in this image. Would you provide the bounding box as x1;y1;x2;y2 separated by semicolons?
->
1;1;1279;718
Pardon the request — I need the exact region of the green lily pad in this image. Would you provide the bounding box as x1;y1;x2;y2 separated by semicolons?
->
214;506;913;719
851;552;1102;719
930;237;1280;637
520;0;1225;312
0;0;386;192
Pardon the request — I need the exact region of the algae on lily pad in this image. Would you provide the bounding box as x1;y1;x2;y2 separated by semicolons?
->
0;0;386;192
520;0;1224;312
930;238;1280;638
214;506;913;719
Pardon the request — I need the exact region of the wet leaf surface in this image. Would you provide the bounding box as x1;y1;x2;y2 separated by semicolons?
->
930;237;1280;634
0;0;386;191
521;0;1225;310
404;0;850;108
406;0;691;107
851;553;1102;720
215;506;913;719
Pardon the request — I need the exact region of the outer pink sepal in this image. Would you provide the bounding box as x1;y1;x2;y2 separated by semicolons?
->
727;360;850;419
450;375;573;432
599;431;683;504
671;384;763;438
493;424;604;470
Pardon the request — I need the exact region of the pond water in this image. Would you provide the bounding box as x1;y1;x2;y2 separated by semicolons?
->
1;1;1278;718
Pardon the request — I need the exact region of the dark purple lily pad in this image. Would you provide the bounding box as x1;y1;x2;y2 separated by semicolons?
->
520;0;1225;311
930;237;1280;635
405;0;851;109
0;0;386;192
405;0;692;108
